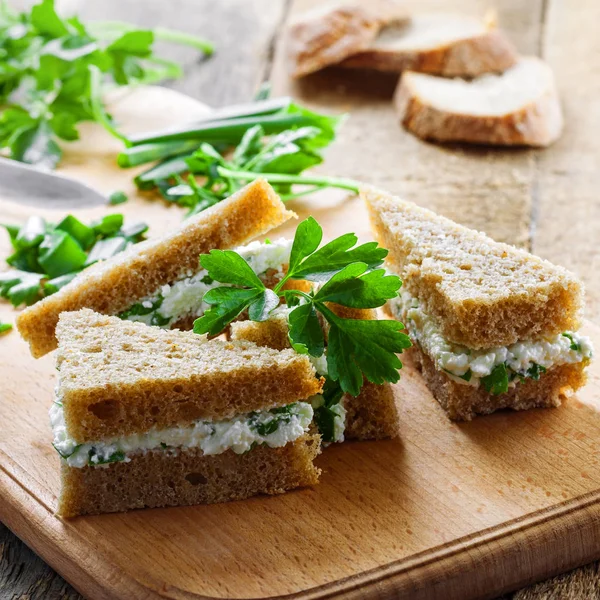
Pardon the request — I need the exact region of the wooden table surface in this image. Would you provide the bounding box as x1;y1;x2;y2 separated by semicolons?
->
1;0;599;599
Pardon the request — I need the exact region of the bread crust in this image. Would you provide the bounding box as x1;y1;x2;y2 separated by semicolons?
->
412;345;588;421
394;58;563;147
58;434;321;517
17;179;294;358
341;27;517;77
287;4;382;78
56;310;323;442
363;186;583;348
230;308;400;440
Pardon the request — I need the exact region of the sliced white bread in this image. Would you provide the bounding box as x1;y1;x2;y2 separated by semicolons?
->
341;13;517;77
395;56;563;147
286;1;407;78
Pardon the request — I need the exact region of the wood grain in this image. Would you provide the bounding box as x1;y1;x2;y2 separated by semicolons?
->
270;0;546;248
1;80;600;600
2;310;600;600
2;0;600;598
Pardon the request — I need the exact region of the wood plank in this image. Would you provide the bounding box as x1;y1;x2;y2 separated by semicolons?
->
80;0;287;106
2;312;600;599
0;80;599;600
269;0;546;248
533;0;600;321
0;1;288;598
1;1;598;598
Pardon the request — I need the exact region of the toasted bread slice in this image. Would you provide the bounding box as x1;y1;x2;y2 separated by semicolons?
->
58;433;321;517
412;345;588;421
17;179;294;358
286;2;394;78
395;57;563;146
341;13;517;77
56;310;322;443
230;308;400;440
363;186;583;348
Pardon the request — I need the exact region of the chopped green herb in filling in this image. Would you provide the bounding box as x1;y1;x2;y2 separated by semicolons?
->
391;292;593;395
312;377;345;443
50;400;313;468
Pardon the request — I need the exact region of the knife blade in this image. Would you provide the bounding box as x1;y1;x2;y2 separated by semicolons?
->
0;156;108;209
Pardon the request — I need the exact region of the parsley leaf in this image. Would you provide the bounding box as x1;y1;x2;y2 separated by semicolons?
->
322;306;410;395
562;332;581;352
288;303;325;358
292;235;387;281
193;217;411;395
526;363;547;381
0;0;213;169
0;321;13;335
248;289;280;322
200;250;265;288
194;287;264;336
314;263;401;308
481;363;509;395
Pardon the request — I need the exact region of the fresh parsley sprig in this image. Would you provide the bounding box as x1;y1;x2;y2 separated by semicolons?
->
193;217;411;396
0;213;148;307
118;97;359;216
0;0;213;169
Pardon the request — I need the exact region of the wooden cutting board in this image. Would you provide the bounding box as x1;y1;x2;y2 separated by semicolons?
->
1;86;600;600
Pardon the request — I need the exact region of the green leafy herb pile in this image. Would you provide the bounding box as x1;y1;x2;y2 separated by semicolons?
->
118;96;360;216
0;0;213;169
0;213;148;306
193;217;411;396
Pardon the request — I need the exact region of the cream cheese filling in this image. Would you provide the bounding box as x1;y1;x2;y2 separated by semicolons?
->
50;401;313;468
119;238;292;328
390;292;593;387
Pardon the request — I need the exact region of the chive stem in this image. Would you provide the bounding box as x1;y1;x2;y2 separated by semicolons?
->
118;141;198;168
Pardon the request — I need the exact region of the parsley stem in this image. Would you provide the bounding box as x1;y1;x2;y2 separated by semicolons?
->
90;22;214;55
279;186;324;201
216;167;360;194
89;66;130;146
153;27;214;56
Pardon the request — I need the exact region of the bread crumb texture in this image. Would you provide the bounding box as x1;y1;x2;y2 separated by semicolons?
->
287;3;382;77
363;185;584;348
56;310;322;443
58;434;321;517
412;345;588;421
395;57;563;147
17;179;294;358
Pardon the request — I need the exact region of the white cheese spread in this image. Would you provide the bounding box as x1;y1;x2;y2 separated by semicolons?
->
50;400;313;468
390;292;593;387
121;238;292;327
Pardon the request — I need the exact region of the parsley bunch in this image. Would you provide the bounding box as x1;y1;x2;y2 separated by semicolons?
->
0;0;213;169
0;213;148;306
117;97;359;216
193;217;411;396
